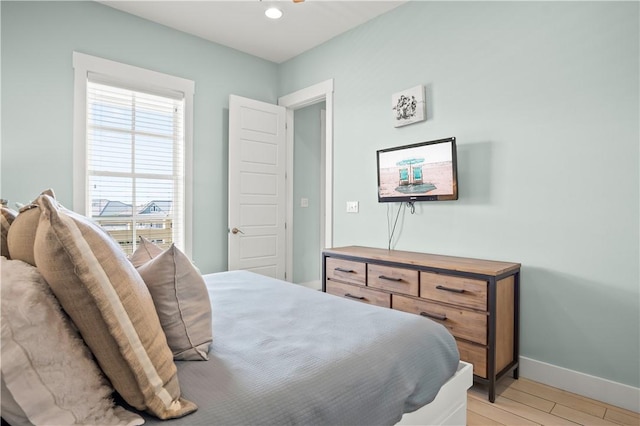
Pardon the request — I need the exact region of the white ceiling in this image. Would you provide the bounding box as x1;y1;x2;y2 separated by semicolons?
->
99;0;407;63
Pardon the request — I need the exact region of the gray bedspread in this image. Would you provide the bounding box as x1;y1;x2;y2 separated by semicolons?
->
138;270;459;425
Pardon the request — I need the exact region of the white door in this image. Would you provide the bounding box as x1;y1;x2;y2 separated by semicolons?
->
228;95;287;279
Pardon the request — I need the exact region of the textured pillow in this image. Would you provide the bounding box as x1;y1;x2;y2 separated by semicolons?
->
135;241;213;361
129;235;165;267
0;256;144;426
6;188;55;266
1;207;17;258
33;195;197;420
0;375;29;426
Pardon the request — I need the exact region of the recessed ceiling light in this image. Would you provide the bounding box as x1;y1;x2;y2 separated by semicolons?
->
265;7;283;19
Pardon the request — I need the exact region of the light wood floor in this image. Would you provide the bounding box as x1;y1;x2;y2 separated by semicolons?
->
467;377;639;425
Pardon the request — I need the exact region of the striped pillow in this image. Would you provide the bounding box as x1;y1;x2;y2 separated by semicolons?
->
33;194;197;420
1;207;17;258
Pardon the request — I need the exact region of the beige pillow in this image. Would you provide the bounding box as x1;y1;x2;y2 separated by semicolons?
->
33;195;197;420
0;257;144;426
135;242;213;361
129;235;165;267
7;188;55;266
1;207;17;258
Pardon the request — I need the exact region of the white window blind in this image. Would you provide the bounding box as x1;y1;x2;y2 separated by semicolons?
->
86;78;185;254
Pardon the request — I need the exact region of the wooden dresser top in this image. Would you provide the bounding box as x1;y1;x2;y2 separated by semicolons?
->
323;246;520;277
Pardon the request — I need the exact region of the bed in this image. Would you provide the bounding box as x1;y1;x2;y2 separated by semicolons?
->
134;271;472;425
1;193;472;425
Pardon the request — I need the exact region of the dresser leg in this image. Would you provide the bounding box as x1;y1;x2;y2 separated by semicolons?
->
513;366;519;380
489;381;496;403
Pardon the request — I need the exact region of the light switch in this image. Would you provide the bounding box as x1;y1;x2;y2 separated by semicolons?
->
346;201;359;213
301;198;309;208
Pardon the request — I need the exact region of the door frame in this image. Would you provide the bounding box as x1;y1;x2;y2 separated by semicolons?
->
278;79;334;282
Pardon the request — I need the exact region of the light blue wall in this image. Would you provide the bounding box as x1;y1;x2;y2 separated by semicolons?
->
293;102;324;284
279;2;640;387
2;0;638;390
1;1;278;274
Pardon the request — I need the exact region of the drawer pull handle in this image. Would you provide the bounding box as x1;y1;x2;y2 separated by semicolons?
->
420;311;447;321
379;275;402;282
436;285;465;294
335;267;355;273
344;293;365;300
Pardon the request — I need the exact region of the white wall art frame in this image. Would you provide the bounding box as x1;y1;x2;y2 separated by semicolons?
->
392;84;426;127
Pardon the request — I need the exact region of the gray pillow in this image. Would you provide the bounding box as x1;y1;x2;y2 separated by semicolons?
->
135;242;213;361
129;236;165;267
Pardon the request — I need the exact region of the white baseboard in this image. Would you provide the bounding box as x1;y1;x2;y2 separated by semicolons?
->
295;280;322;291
519;356;640;413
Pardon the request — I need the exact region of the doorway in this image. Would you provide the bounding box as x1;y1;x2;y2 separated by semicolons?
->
291;103;325;288
278;79;334;284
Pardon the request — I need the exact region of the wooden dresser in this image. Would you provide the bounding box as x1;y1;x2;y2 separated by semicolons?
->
322;246;520;402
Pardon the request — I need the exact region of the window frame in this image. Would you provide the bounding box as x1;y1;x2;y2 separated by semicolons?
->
72;52;194;257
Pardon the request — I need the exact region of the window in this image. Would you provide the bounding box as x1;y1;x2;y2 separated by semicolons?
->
73;53;194;256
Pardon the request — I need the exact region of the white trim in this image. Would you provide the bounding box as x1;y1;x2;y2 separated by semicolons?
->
73;52;194;96
320;108;326;280
183;83;195;258
519;356;640;412
278;79;333;110
284;107;295;282
296;280;322;291
72;54;88;216
324;90;333;249
278;79;334;282
72;52;194;257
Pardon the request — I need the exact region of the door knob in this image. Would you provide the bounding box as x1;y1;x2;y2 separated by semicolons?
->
231;227;244;235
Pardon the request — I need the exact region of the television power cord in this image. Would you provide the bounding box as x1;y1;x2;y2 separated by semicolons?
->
387;202;415;250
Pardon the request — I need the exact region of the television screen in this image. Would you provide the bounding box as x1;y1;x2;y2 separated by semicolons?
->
377;137;458;202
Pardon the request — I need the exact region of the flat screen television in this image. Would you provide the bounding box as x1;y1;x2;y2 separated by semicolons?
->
377;137;458;202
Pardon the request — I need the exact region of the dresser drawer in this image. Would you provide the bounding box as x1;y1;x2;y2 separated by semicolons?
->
326;281;391;308
392;294;487;345
326;258;366;286
368;264;418;296
420;272;487;311
457;340;487;379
